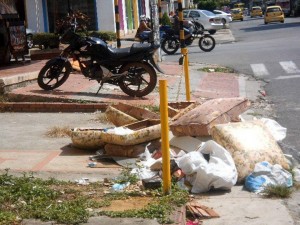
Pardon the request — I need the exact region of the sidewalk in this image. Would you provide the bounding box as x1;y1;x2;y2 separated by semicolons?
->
0;29;259;111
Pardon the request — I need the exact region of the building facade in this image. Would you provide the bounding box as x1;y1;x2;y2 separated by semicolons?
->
10;0;191;35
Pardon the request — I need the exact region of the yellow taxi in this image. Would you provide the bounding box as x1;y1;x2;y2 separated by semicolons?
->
231;8;244;21
264;6;285;24
250;6;263;17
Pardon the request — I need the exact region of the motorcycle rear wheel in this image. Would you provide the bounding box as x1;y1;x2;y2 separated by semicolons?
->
118;62;157;97
199;35;215;52
161;38;179;55
38;60;71;90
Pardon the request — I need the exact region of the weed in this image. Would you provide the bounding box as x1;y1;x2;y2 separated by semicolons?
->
98;183;189;223
45;126;72;138
0;170;189;224
246;112;263;117
93;112;110;123
199;66;235;73
114;166;139;185
0;95;9;102
262;185;292;198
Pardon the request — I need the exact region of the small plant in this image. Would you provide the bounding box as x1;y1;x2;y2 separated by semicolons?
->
114;166;139;185
45;126;72;138
262;185;292;198
161;12;172;26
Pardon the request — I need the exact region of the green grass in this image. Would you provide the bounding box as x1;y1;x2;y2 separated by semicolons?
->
98;184;189;224
0;170;189;224
262;185;292;198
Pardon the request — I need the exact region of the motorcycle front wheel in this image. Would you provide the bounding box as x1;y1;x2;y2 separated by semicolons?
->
161;37;179;55
38;59;71;90
198;35;216;52
118;62;157;97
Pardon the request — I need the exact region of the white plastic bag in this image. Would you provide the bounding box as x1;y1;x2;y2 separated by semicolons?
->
177;140;238;193
176;151;207;175
260;118;287;141
245;161;293;193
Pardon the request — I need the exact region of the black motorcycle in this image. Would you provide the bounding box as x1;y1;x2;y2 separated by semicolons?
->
38;29;163;97
161;18;216;55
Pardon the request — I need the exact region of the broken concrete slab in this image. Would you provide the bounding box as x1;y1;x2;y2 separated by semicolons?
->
169;136;203;153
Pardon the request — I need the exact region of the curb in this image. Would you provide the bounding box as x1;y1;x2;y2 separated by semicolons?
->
0;102;108;112
0;72;38;94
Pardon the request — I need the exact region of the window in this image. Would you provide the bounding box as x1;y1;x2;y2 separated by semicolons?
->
189;11;200;18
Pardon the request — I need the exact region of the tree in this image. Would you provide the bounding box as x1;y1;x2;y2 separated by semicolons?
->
194;0;231;10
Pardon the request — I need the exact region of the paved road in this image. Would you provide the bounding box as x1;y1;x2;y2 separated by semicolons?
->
164;16;300;164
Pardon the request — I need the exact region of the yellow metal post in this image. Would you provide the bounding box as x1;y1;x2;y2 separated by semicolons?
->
182;48;191;101
133;0;139;30
178;0;191;101
159;80;171;195
114;0;121;48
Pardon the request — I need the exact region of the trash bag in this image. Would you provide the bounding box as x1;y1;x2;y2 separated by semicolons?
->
177;140;237;193
245;161;293;193
260;118;287;141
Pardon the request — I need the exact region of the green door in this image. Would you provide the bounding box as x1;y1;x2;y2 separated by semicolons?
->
126;0;133;30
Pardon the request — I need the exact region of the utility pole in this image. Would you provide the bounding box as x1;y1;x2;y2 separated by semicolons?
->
150;0;162;61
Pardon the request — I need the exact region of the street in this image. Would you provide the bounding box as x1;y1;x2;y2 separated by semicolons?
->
164;16;300;163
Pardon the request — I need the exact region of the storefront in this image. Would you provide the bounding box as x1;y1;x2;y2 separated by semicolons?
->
46;0;97;33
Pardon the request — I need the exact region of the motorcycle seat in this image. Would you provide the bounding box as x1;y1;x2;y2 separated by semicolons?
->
107;43;152;59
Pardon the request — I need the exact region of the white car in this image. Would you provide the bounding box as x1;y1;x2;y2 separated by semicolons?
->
183;9;223;35
213;10;232;24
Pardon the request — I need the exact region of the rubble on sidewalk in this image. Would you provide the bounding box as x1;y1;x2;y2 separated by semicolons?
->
70;101;294;194
186;202;220;219
170;97;250;136
211;120;290;183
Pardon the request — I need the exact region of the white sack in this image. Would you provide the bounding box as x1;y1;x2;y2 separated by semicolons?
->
177;140;237;193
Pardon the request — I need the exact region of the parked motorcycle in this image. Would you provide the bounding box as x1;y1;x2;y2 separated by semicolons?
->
38;28;163;97
161;17;215;55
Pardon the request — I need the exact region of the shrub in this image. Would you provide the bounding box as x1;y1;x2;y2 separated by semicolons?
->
197;0;217;11
161;12;172;26
88;31;116;41
32;32;60;49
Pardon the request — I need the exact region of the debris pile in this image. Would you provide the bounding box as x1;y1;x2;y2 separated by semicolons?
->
68;99;297;222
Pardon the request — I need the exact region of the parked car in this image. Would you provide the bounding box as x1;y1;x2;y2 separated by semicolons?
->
183;9;223;35
264;6;285;24
231;8;244;21
250;6;263;17
213;10;232;24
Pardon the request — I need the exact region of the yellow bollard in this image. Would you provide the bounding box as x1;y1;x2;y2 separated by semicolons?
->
182;48;191;101
159;80;171;195
178;0;191;102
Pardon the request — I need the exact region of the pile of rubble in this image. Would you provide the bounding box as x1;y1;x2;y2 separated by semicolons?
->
70;98;299;194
